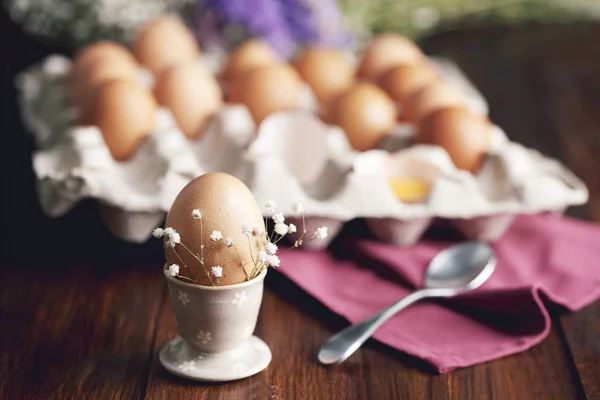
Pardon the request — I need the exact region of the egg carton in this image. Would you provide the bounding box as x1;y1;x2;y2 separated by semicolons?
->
16;54;588;246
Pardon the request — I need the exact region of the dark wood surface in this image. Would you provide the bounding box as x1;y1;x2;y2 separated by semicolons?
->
1;12;600;399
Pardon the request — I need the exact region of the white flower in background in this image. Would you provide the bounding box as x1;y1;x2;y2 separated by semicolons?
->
313;226;328;240
164;227;174;237
272;212;285;224
211;266;223;278
210;230;222;241
292;202;305;214
166;264;180;277
152;228;164;238
178;290;190;306
196;330;212;344
191;209;202;220
274;223;289;236
267;254;280;267
265;242;278;255
265;199;276;213
257;251;268;263
232;292;248;308
168;232;181;248
224;237;234;247
410;6;440;30
254;226;265;235
241;224;252;236
178;361;196;372
288;223;297;234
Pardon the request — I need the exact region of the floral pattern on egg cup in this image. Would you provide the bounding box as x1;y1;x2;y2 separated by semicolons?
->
159;268;271;382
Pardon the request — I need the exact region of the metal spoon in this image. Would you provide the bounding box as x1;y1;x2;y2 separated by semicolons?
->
318;241;496;365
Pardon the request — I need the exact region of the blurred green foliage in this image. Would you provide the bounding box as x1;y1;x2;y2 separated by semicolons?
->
339;0;600;41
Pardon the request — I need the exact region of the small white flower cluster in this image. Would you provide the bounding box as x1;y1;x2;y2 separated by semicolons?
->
166;263;180;277
211;266;223;278
210;230;222;242
153;227;180;248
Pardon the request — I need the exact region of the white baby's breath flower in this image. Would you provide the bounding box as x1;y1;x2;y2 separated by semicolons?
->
164;227;174;237
272;212;285;224
267;254;281;267
313;226;328;240
169;232;181;247
265;199;276;213
210;230;222;241
241;224;252;236
274;223;289;236
211;266;223;278
153;228;164;238
292;202;305;214
288;223;297;233
191;209;202;220
224;237;234;247
257;250;268;263
166;264;180;277
265;242;278;255
254;226;265;235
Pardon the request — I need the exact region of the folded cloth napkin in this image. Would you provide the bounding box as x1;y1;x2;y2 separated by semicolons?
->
277;214;600;373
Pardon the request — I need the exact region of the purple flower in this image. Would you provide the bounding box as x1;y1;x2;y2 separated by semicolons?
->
197;0;296;56
195;0;353;58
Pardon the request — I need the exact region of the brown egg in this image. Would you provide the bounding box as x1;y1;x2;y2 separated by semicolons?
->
292;47;355;107
164;173;265;286
403;82;465;123
154;62;223;138
221;39;278;82
357;33;424;82
415;107;492;173
228;63;302;124
68;41;139;108
327;83;396;151
84;80;157;161
132;16;200;75
378;63;439;107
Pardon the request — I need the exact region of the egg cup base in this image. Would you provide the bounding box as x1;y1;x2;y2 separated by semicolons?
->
159;335;272;382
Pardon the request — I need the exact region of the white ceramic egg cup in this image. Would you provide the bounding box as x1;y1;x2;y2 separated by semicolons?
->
160;269;271;381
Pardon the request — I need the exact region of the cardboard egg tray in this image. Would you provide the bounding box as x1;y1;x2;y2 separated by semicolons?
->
16;54;588;247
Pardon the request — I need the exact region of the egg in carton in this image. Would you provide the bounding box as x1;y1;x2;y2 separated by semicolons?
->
17;53;588;245
17;55;206;242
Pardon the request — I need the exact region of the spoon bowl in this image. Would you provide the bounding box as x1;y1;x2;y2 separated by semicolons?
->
318;241;496;365
425;242;496;290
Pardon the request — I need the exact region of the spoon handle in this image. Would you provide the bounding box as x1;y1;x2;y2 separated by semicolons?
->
318;289;430;365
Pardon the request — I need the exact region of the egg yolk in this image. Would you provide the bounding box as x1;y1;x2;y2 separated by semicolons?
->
387;177;430;203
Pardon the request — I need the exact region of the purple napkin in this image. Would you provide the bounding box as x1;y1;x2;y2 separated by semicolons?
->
277;214;600;372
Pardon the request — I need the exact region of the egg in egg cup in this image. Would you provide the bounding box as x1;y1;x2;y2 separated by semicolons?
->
155;173;328;381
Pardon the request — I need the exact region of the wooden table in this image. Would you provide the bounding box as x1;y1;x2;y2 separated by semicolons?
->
1;14;600;399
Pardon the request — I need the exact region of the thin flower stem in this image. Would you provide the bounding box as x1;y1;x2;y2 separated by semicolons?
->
178;243;214;286
247;236;256;265
233;245;250;280
204;242;216;259
173;249;197;283
200;218;204;260
176;275;195;283
179;242;206;279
